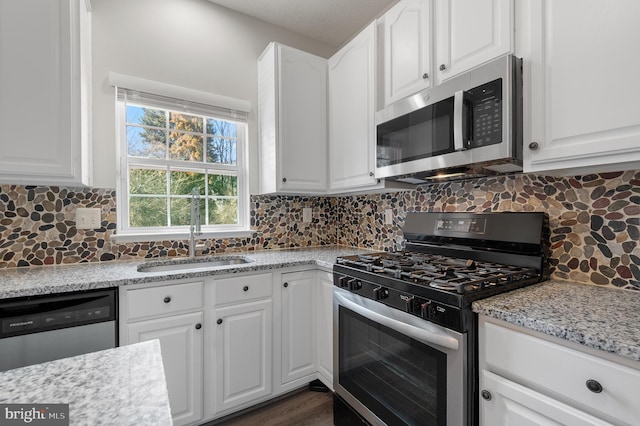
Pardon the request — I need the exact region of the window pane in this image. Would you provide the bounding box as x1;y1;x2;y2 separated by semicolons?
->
206;137;236;164
170;112;203;132
207;119;236;137
127;105;166;127
169;132;204;161
127;126;166;158
169;197;204;227
208;174;237;196
170;171;205;195
129;196;167;227
129;168;167;195
208;198;238;225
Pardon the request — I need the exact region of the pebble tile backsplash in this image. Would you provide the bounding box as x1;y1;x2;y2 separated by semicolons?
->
1;170;639;291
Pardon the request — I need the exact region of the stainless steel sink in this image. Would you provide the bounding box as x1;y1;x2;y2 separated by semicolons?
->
137;257;250;273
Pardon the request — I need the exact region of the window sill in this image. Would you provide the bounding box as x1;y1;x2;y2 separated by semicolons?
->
111;230;254;243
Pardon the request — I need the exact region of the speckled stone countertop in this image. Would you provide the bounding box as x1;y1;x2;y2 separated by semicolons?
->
0;246;376;299
472;279;640;363
0;340;172;425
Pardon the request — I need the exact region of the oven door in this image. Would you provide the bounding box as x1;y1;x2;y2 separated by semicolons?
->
333;287;466;426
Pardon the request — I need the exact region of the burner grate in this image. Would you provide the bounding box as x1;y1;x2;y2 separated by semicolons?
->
337;252;537;295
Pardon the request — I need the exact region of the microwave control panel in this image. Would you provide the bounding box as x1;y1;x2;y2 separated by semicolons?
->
467;78;502;148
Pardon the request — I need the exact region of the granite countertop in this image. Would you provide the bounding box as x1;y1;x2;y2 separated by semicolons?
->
0;246;376;299
0;340;172;425
472;279;640;363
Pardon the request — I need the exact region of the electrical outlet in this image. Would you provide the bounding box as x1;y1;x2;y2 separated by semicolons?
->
76;208;101;230
303;207;312;223
385;208;393;225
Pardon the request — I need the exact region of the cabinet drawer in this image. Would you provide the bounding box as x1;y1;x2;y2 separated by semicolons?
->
484;321;640;425
214;273;272;306
127;281;203;321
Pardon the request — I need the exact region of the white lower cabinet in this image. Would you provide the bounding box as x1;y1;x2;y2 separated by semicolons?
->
211;298;273;414
205;273;273;418
121;281;205;426
479;316;640;426
280;271;317;384
482;370;611;426
122;268;336;425
315;271;334;389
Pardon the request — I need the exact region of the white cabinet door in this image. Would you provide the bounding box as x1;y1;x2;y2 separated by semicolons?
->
212;299;273;414
328;22;378;192
522;0;640;175
315;271;334;389
0;0;91;186
258;43;327;194
382;0;432;105
127;312;204;426
481;370;612;426
280;271;316;384
434;0;512;84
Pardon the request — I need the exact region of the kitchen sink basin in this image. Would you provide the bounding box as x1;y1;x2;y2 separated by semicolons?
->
137;257;250;273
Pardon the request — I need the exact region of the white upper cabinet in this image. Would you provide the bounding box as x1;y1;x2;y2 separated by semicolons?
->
521;0;640;175
382;0;432;105
0;0;92;186
328;22;378;192
258;43;327;194
434;0;513;84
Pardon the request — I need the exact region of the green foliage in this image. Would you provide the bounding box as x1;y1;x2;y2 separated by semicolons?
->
126;106;239;228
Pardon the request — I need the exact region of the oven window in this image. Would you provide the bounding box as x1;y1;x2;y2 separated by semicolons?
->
376;97;454;168
339;306;447;426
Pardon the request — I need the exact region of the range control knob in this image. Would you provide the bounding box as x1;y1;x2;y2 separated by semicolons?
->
349;279;362;291
373;286;389;300
403;296;415;313
338;276;350;288
420;300;432;319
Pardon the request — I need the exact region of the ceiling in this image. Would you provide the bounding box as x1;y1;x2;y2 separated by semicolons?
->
207;0;397;48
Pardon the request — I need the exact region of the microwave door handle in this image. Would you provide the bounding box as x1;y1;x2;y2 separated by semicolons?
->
335;291;459;350
453;90;465;151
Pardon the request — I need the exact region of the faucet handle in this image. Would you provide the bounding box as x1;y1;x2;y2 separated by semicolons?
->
194;240;208;252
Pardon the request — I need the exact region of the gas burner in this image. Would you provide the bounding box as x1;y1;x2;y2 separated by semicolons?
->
357;254;381;263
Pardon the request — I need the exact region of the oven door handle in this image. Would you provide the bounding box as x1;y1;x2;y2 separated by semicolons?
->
335;292;459;350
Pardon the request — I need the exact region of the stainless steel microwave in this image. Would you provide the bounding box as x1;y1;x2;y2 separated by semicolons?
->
375;54;523;183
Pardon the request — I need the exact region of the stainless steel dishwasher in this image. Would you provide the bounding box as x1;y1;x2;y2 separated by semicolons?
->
0;288;118;371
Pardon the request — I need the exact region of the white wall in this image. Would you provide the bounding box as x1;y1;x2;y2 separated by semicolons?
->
91;0;335;190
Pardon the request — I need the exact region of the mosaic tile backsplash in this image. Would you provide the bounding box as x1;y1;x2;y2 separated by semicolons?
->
1;169;639;291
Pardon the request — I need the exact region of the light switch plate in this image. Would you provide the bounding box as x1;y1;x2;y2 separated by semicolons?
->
385;208;393;225
76;208;101;229
303;207;312;223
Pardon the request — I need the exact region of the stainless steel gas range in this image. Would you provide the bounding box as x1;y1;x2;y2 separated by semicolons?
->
332;211;548;426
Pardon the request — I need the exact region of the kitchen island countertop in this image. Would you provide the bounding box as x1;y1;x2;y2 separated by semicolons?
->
0;340;172;425
472;279;640;363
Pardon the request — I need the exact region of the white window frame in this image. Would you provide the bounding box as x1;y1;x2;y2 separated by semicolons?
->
112;83;251;242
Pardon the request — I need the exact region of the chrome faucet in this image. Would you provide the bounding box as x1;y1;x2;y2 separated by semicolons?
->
189;188;204;258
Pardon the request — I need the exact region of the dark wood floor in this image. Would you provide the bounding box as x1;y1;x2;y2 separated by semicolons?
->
218;389;333;426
